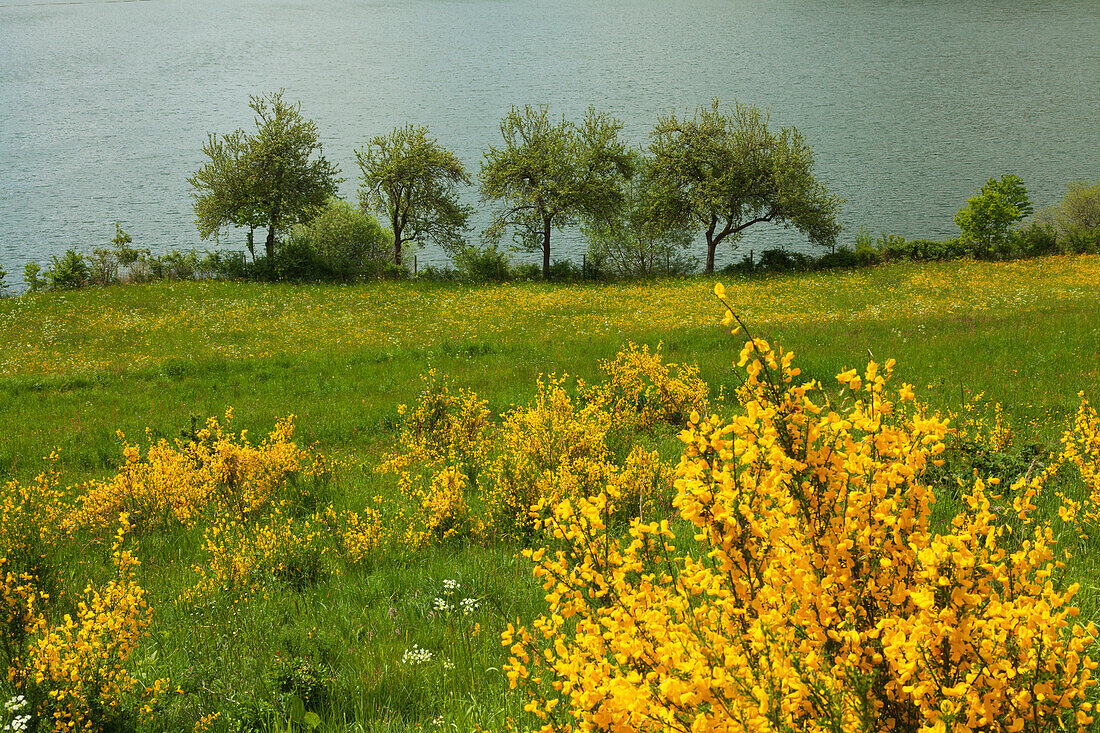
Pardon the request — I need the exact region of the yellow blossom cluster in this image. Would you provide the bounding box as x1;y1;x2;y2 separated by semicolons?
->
8;517;166;732
188;504;334;597
587;342;709;432
1049;395;1100;532
379;369;492;478
68;410;321;532
381;358;681;547
504;301;1097;732
479;376;619;540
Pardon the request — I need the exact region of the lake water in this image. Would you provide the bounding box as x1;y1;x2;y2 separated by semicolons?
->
1;0;1098;281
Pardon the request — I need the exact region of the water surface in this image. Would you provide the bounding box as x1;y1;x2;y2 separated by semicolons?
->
1;0;1098;278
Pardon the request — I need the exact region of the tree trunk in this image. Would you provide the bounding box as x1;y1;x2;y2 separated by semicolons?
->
705;235;717;274
542;217;552;280
393;214;403;268
266;223;276;275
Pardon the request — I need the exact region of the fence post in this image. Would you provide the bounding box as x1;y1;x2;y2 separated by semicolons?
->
414;256;417;277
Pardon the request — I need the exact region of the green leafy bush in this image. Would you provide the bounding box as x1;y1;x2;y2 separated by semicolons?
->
454;244;510;282
954;174;1033;258
288;198;391;282
45;249;90;289
23;261;43;292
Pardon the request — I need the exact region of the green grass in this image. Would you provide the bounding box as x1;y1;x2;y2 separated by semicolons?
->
1;256;1099;731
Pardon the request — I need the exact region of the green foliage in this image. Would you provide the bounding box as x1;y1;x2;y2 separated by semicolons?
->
0;264;8;297
582;152;694;277
286;198;391;282
1064;180;1100;231
479;105;633;278
954;174;1033;258
356;125;472;268
188;91;340;270
45;249;90;290
648;99;843;273
1034;179;1100;255
22;261;43;293
454;244;511;282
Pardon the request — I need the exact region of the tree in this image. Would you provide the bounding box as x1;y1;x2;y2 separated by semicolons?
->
582;152;694;277
479;106;633;278
954;174;1033;258
188;91;340;273
648;100;842;273
356;125;472;268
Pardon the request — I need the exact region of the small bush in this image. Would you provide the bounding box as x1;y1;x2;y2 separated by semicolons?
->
290;198;391;282
756;247;811;272
417;264;460;281
816;245;860;269
454;244;510;282
276;233;330;282
546;258;582;281
44;249;89;289
1014;222;1059;257
23;261;43;292
511;262;542;280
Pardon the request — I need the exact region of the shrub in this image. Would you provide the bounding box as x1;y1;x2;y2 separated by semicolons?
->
22;262;43;292
511;262;542;280
454;244;511;282
417;264;460;281
588;341;708;432
851;225;882;266
44;249;89;290
505;319;1098;732
546;258;582;281
198;249;252;280
0;264;7;296
816;245;860;270
275;232;330;281
1014;222;1060;257
1062;179;1100;233
955;174;1033;258
756;247;811;272
290;198;391;282
68;411;319;533
1064;227;1100;255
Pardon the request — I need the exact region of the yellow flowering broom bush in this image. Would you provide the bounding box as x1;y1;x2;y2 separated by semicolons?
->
69;410;320;533
380;354;682;546
588;342;709;432
8;517;167;732
378;369;493;479
503;292;1097;733
1057;395;1100;528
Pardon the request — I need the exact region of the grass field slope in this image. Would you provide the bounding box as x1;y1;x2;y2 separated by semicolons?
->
1;256;1099;732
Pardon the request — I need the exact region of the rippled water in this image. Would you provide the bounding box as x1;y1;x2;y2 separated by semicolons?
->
1;0;1098;279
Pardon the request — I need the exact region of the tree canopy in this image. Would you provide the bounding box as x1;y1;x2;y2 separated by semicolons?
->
479;105;633;278
356;125;472;267
582;152;694;277
954;174;1033;258
648;100;842;273
188;91;340;271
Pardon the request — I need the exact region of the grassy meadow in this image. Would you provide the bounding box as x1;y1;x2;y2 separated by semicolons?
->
2;255;1100;731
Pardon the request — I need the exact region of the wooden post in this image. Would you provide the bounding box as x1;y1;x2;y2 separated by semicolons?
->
414;256;417;277
583;254;586;280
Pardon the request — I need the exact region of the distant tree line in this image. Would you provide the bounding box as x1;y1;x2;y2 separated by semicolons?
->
5;93;1099;294
186;92;843;280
